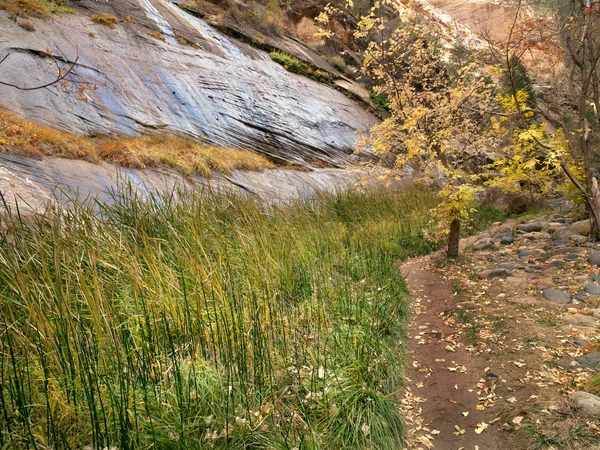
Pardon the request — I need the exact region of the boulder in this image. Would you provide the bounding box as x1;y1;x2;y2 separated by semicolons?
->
569;391;600;418
517;222;542;233
542;288;572;304
571;219;591;236
492;225;514;239
552;227;580;241
500;236;514;245
473;238;495;251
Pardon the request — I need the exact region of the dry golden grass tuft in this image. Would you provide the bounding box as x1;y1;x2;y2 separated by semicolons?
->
98;135;274;177
0;110;97;160
0;111;274;176
0;0;74;19
91;13;118;27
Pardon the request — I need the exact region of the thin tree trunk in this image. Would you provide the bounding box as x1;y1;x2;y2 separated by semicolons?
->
447;218;460;258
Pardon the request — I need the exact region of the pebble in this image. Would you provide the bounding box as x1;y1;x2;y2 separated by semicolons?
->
573;339;586;345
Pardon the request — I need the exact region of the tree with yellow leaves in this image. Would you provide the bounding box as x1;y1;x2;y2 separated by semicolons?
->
318;0;495;257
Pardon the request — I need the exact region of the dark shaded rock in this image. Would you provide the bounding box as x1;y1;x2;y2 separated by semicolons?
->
497;263;516;270
486;372;499;378
573;352;600;370
589;251;600;266
517;222;542;232
584;284;600;295
574;339;586;345
542;288;572;304
553;240;568;246
554;218;567;224
500;236;514;245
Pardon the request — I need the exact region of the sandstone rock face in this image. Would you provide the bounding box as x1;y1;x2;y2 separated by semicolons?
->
0;0;378;165
0;153;378;212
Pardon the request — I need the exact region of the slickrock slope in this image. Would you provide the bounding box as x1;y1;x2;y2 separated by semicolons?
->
0;0;378;166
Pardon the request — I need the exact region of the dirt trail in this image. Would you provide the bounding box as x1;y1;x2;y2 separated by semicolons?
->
402;257;505;449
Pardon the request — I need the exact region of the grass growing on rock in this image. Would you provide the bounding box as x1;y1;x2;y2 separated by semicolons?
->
0;110;273;177
0;186;439;448
0;0;74;19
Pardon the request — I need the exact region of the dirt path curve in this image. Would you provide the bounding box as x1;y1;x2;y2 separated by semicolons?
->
401;256;506;450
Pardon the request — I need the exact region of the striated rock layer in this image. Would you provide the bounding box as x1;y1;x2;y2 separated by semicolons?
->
0;0;378;166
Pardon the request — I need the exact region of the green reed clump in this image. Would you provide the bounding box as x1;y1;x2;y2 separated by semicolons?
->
0;185;438;449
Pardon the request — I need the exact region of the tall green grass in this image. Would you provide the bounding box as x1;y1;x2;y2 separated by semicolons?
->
0;186;438;449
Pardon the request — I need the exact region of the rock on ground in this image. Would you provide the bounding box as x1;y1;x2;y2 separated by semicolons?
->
568;391;600;418
542;288;572;305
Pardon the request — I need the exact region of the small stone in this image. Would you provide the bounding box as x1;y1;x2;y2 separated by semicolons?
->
518;249;541;258
574;339;586;345
563;314;597;327
486;372;499;378
589;251;600;266
500;236;514;245
492;221;502;226
547;259;565;268
497;263;516;270
552;227;580;241
584;284;600;295
457;301;480;309
569;391;600;418
553;240;568;246
568;235;587;245
575;275;590;283
564;254;582;262
517;222;542;232
554;218;567;224
473;238;495;251
506;276;524;284
479;268;510;279
542;288;572;304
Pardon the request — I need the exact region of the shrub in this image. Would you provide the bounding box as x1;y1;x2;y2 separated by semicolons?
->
270;51;333;83
328;55;347;73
